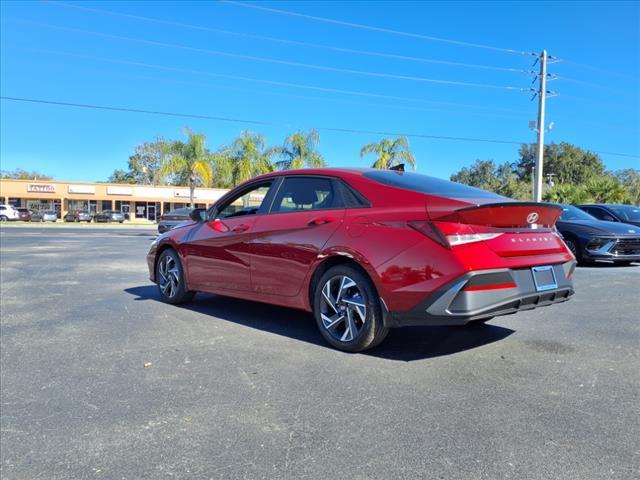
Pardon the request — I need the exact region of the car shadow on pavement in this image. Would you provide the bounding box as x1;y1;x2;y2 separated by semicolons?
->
125;285;514;362
577;262;638;269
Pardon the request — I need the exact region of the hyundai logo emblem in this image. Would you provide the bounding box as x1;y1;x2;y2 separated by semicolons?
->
527;212;539;224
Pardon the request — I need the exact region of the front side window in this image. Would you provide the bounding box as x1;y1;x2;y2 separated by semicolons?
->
610;205;640;222
216;182;273;219
585;207;611;220
271;177;339;213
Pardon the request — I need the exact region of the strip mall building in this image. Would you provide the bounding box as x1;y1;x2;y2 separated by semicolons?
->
0;179;229;220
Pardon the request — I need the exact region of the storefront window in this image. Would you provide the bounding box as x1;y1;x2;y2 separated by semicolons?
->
68;200;89;212
101;200;112;211
135;202;146;219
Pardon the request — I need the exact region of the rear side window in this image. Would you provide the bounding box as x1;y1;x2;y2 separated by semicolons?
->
271;177;339;213
337;181;370;208
363;170;506;199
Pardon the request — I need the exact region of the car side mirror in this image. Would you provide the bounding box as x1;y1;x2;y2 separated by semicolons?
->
189;208;205;222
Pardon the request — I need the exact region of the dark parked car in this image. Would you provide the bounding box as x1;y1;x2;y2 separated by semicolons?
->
94;210;125;223
577;204;640;228
556;204;640;265
16;208;32;221
157;207;193;234
64;210;92;222
148;168;576;352
31;210;58;222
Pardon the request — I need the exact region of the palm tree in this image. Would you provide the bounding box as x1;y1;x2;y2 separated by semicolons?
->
275;129;325;170
160;130;213;208
227;131;276;185
360;136;416;170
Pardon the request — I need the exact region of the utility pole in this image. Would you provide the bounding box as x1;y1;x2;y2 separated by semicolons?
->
533;49;547;203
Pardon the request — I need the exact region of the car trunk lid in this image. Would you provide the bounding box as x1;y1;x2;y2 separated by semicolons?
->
423;200;567;256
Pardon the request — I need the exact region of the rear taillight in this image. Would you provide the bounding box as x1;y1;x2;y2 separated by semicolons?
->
408;221;503;248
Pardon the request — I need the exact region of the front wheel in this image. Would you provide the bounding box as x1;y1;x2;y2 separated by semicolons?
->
156;249;195;305
0;216;7;222
562;236;589;265
313;265;389;352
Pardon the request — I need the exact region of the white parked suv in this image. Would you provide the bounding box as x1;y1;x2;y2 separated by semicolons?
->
0;204;20;221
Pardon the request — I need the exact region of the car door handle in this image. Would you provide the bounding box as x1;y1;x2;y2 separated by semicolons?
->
308;216;336;226
232;224;250;233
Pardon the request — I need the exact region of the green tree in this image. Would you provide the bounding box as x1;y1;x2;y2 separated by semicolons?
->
613;169;640;205
516;142;606;185
128;138;167;185
360;136;416;170
543;184;591;204
106;138;167;185
160;130;213;208
225;131;276;185
450;159;500;192
107;169;135;184
1;169;52;180
275;129;325;170
584;176;629;203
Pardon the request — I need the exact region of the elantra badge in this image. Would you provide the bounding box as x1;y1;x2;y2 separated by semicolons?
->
527;212;539;224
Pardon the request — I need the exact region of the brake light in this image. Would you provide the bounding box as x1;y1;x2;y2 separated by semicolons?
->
408;221;503;248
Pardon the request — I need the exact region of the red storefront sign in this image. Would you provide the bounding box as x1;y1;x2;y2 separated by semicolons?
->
27;184;56;193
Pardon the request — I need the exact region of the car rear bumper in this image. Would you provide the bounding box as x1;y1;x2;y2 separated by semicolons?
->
385;261;576;327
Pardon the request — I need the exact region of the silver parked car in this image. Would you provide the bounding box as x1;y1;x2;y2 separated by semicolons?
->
31;210;58;222
93;210;125;223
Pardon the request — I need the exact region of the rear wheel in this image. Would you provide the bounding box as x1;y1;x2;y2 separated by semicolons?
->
156;249;195;305
313;265;388;352
0;216;7;222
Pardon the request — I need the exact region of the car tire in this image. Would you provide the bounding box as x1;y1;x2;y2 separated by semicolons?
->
0;215;7;222
562;236;589;265
616;261;633;266
156;249;195;305
313;264;389;352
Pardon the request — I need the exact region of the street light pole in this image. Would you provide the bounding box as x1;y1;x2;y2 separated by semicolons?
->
533;49;548;202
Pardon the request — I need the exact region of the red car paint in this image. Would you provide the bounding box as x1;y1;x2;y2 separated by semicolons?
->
147;168;575;322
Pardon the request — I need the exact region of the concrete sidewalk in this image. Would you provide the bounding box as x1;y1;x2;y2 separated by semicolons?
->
0;221;157;230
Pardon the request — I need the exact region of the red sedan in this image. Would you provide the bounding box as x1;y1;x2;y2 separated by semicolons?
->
147;169;576;352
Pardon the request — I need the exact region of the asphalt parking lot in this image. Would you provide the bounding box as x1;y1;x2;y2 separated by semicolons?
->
1;226;638;480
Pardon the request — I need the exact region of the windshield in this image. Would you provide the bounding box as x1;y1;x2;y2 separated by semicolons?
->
559;205;596;221
610;205;640;222
363;170;506;200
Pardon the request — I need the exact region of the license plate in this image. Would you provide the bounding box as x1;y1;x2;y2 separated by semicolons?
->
531;265;558;292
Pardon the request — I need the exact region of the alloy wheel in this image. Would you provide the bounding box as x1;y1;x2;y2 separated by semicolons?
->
319;275;367;343
158;254;180;299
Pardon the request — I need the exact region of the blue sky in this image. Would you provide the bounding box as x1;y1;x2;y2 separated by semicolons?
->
1;0;639;182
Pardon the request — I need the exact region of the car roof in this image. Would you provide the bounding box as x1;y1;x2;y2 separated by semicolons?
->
578;203;628;208
252;167;375;181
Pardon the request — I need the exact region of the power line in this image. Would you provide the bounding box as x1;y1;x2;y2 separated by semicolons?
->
58;66;527;120
44;1;530;75
9;20;528;92
3;96;639;158
560;59;640;82
0;96;523;145
223;1;640;82
9;46;528;114
222;0;532;56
